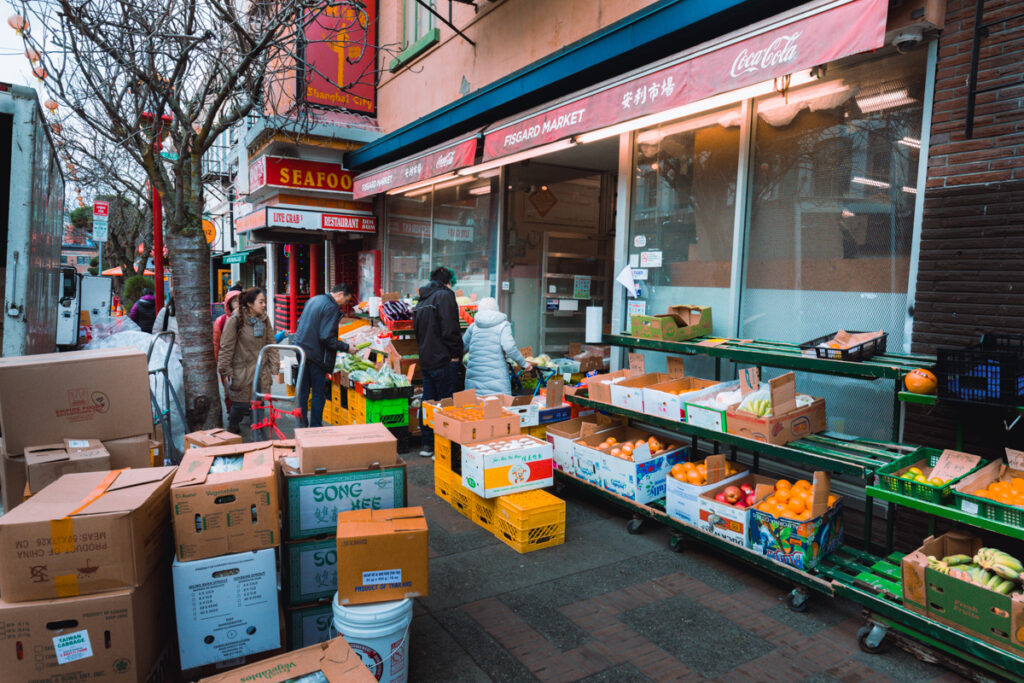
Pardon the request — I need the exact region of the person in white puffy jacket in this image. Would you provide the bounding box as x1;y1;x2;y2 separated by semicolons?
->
463;297;531;396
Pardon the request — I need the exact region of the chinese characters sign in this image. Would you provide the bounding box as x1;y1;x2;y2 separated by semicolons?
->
304;0;377;114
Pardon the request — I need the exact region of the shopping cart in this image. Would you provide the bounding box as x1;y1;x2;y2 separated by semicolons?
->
510;364;559;397
147;330;186;464
250;344;306;440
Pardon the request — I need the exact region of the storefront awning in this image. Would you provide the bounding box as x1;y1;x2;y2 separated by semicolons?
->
236;206;377;244
221;248;261;265
481;0;888;163
352;134;479;199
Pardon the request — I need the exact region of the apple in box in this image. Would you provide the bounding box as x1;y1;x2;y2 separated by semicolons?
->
697;474;777;547
665;455;748;525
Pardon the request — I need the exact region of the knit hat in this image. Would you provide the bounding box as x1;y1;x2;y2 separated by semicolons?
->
224;289;241;314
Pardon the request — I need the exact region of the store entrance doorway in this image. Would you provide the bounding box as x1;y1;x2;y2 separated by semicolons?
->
500;137;618;356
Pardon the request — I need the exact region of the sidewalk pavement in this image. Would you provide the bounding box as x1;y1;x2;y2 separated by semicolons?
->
402;455;968;683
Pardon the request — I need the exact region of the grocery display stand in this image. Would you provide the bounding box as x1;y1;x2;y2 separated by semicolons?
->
559;333;1024;681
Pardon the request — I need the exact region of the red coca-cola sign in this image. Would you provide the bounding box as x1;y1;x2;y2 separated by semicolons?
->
353;137;477;198
483;0;887;160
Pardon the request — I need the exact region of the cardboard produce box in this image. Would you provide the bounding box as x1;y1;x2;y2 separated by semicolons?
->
286;602;334;649
185;428;243;450
902;531;1024;656
282;460;408;540
0;566;171;683
643;377;722;422
0;347;152;455
570;425;664;487
609;372;671;413
461;435;554;499
103;433;154;469
171;442;280;561
284;536;338;606
665;455;748;525
173;548;281;671
0;467;174;602
545;414;621;472
335;506;429;605
725;373;826;445
697;474;777;546
0;448;26;513
198;637;377;683
534;379;571;424
387;337;421;381
600;437;688;504
630;305;712;341
499;394;540;427
748;472;844;569
433;390;519;444
584;369;632;405
296;423;398;474
684;381;741;432
24;439;111;493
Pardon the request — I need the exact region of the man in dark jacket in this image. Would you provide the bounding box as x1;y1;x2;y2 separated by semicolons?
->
129;289;157;333
413;266;464;457
294;283;353;427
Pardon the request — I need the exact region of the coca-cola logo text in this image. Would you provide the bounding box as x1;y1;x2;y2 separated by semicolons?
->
435;150;457;169
730;32;800;78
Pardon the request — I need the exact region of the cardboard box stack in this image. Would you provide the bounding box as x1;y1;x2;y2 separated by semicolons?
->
170;441;284;673
198;637;377;682
282;424;408;649
0;348;157;513
0;468;177;682
432;390;566;553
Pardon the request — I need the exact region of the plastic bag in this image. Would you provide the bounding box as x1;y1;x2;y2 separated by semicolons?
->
88;315;141;344
85;330;186;457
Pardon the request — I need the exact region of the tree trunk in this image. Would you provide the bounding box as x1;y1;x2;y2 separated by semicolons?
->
165;229;221;430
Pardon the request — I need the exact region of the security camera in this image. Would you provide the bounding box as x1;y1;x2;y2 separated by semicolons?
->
892;26;924;52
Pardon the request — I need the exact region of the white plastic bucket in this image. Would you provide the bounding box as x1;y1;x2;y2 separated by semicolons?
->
332;595;413;682
368;296;382;318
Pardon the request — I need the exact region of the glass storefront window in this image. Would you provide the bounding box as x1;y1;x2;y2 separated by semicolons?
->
385;178;497;300
740;50;927;439
630;105;742;375
385;195;432;298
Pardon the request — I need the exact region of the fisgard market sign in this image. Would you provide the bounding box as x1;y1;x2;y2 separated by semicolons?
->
248;156;354;194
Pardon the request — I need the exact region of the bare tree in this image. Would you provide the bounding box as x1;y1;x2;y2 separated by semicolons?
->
15;0;391;429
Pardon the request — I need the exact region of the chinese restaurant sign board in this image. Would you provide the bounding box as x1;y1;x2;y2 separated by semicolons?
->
249;156;355;194
304;0;377;114
483;0;888;160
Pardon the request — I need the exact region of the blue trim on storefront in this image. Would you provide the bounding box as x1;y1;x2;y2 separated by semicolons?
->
346;0;807;172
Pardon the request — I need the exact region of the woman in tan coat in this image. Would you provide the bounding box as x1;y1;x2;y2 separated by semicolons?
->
218;287;278;436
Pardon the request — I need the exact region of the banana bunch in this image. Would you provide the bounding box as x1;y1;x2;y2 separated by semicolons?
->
740;398;772;417
974;547;1024;581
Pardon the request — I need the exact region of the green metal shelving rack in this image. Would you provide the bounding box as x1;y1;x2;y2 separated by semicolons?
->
556;333;1024;680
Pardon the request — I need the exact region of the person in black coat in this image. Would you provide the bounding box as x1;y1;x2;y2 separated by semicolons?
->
294;283;353;427
413;266;464;456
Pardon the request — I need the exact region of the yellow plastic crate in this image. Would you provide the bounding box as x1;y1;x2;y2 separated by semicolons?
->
434;461;455;502
286;384;296;397
523;425;548;439
472;495;497;532
336;406;350;426
423;400;438;429
496;490;566;529
435;435;452;470
493;519;565;553
348;388;366;424
449;481;474;519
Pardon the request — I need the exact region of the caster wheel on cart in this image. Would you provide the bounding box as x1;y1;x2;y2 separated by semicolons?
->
626;517;644;535
669;535;685;553
856;624;889;654
784;589;809;613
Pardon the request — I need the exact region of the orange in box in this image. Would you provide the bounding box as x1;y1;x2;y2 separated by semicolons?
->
433;390;519;444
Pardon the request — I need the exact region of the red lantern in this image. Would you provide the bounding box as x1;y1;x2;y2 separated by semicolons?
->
50;122;61;134
7;15;28;34
31;65;46;81
43;99;58;112
24;47;40;62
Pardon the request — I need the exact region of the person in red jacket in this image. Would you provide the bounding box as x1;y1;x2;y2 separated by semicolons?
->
213;289;242;410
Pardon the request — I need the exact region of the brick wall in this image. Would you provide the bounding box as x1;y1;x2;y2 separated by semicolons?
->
904;0;1024;454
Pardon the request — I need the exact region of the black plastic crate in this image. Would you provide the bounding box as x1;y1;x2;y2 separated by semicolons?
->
388;426;411;454
360;384;415;401
937;334;1024;406
798;331;888;362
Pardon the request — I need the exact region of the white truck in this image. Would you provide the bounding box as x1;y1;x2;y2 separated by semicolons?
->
1;82;66;356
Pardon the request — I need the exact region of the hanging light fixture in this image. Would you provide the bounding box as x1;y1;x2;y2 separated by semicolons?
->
7;15;28;35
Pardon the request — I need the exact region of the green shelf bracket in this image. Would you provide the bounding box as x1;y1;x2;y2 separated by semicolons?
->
865;485;1024;541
